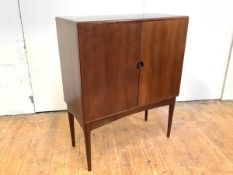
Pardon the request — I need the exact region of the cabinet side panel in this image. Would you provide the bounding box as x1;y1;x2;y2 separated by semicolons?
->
56;19;84;126
139;18;189;105
78;22;141;122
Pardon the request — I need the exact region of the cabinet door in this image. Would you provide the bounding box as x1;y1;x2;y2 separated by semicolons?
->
78;22;141;122
139;19;188;106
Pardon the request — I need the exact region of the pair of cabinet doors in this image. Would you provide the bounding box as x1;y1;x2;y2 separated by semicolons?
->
78;18;188;122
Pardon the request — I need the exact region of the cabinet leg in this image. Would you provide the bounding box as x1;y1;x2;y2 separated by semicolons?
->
68;112;75;147
84;125;92;171
167;101;175;137
145;110;148;121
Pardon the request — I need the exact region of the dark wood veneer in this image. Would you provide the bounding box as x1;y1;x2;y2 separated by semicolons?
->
139;19;189;105
78;22;141;122
56;14;189;171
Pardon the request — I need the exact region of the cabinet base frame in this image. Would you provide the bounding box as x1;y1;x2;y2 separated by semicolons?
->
67;97;176;171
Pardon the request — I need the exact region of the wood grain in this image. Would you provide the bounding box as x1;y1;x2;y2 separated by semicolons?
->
139;18;189;105
78;22;141;122
56;19;84;128
0;101;233;174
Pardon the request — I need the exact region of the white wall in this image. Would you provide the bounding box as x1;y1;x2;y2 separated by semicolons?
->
222;38;233;100
0;0;34;115
0;0;232;114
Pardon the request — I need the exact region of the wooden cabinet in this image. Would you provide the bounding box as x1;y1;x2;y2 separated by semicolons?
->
56;14;189;171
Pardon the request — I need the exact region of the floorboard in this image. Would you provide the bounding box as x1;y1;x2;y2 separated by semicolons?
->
0;101;233;175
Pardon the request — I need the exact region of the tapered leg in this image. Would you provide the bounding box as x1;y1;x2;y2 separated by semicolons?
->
68;112;75;146
84;125;92;171
167;101;175;137
145;110;148;121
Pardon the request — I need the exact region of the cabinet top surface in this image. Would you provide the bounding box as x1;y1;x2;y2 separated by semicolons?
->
56;13;188;24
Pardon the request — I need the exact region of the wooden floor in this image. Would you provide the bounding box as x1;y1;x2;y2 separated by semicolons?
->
0;101;233;175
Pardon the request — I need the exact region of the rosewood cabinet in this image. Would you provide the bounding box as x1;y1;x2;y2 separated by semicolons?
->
56;14;189;171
